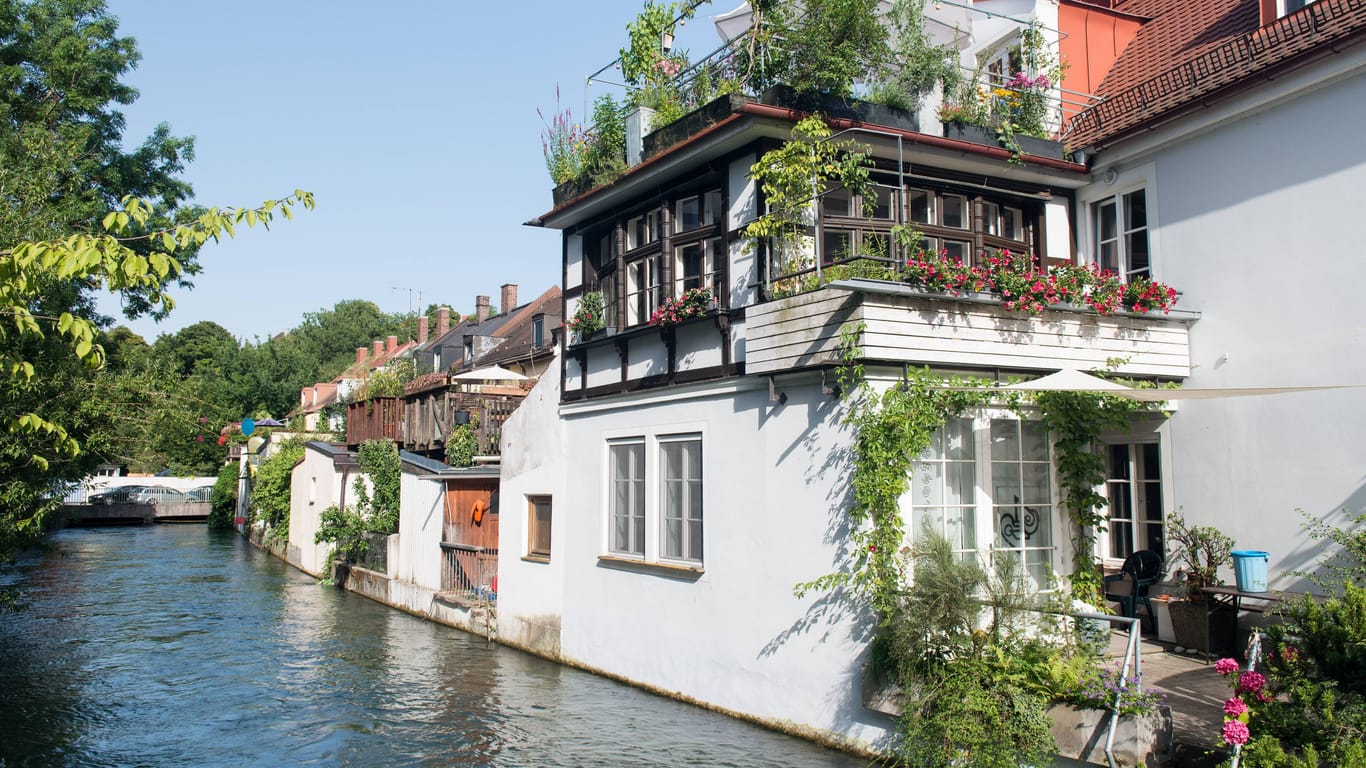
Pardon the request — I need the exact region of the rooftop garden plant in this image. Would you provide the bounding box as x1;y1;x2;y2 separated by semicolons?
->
898;246;1179;316
567;291;607;337
649;287;713;327
1167;510;1235;597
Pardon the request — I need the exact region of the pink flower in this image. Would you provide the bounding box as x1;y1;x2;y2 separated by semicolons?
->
1223;696;1248;717
1237;671;1267;695
1255;689;1274;703
1215;658;1241;676
1222;720;1251;746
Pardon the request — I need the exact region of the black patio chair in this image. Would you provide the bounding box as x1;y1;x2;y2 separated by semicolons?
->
1104;549;1164;620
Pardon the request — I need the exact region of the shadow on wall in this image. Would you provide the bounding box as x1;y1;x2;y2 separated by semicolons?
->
1269;480;1366;593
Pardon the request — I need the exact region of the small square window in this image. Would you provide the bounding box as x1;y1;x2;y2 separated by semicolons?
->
528;495;552;560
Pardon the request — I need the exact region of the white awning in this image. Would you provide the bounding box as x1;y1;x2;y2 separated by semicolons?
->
451;365;528;382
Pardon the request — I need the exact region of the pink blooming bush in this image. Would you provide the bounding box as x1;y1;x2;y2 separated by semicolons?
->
897;247;1179;317
650;288;714;327
1216;657;1265;750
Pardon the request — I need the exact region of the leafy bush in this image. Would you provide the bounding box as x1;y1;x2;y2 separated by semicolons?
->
208;461;238;530
315;439;401;576
446;423;479;468
250;438;305;538
1227;515;1366;765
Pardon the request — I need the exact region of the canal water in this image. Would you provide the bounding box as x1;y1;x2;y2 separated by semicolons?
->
0;526;868;767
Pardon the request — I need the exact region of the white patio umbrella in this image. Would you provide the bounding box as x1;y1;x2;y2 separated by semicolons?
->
451;365;528;382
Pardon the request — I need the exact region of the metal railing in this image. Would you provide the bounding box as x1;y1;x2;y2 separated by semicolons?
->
440;542;498;601
357;531;390;574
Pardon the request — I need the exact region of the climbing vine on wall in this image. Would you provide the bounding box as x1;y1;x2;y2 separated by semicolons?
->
355;439;400;535
799;323;1172;615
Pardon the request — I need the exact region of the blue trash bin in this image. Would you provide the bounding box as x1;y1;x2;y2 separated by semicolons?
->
1232;550;1270;593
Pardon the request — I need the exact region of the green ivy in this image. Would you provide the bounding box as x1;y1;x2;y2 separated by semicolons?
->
355;439;400;534
446;423;479;468
314;439;400;579
745;115;876;290
1033;391;1148;603
208;461;239;530
250;437;306;540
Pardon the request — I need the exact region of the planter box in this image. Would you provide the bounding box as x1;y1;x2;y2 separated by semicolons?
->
551;174;598;207
760;85;919;133
1049;703;1173;767
942;121;1065;161
643;94;750;160
1169;599;1237;655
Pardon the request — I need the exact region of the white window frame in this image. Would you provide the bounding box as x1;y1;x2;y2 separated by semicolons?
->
607;438;646;557
602;428;706;567
908;411;1060;589
1078;163;1162;282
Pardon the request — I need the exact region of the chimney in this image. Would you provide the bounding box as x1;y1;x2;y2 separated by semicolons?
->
436;306;451;338
301;387;309;407
417;315;429;344
386;335;398;354
372;339;384;359
500;284;518;316
356;346;367;365
476;295;491;323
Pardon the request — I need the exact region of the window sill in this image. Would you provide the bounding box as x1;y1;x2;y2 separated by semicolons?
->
596;554;704;580
522;554;551;564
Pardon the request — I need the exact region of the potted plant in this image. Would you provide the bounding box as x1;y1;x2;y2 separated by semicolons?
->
649;288;714;327
1166;511;1237;653
567;291;607;342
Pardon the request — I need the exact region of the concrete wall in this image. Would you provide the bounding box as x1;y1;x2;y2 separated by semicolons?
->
546;375;896;751
496;364;568;657
1080;58;1366;586
287;447;344;577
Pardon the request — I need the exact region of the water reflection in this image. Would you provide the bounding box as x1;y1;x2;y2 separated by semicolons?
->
0;527;866;767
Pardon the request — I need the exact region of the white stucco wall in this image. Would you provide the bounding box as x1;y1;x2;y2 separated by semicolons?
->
496;365;568;657
551;377;893;751
1081;61;1366;586
287;446;344;577
397;471;445;592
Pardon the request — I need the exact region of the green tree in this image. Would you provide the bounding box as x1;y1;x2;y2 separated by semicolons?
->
152;320;237;377
0;0;313;567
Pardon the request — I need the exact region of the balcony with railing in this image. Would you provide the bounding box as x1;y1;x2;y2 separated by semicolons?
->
402;374;525;456
345;396;404;445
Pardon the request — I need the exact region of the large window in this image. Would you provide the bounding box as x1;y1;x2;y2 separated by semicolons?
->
1093;189;1150;281
910;416;1056;589
609;440;646;556
1102;442;1163;562
606;433;705;566
587;187;727;331
813;181;1038;274
660;437;703;561
674;238;723;297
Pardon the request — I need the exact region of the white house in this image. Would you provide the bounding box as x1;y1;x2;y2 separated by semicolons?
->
1063;0;1366;578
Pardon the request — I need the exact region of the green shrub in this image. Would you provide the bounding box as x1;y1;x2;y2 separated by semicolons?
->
208;461;238;530
249;438;305;538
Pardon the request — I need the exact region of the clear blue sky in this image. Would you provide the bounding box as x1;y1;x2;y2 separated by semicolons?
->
99;1;729;342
